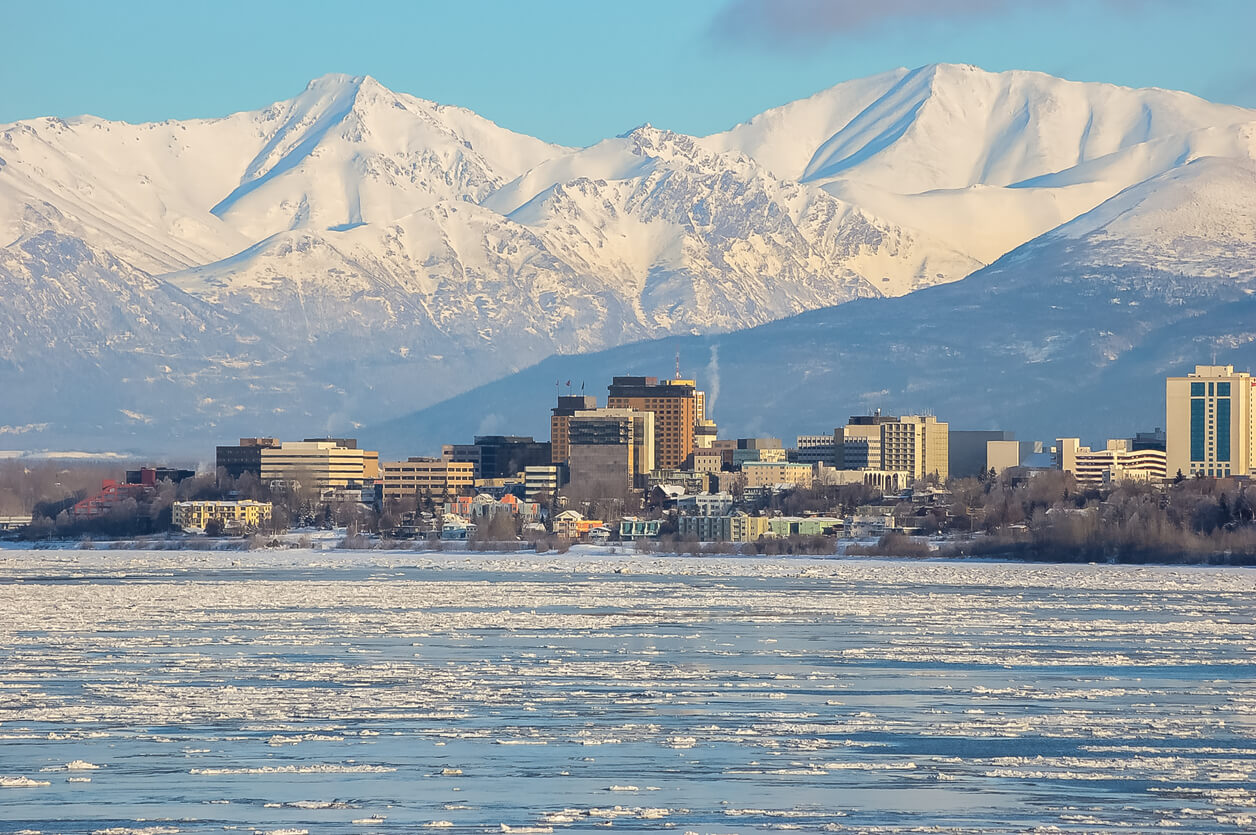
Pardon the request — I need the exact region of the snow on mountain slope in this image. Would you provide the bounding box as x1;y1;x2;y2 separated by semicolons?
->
376;154;1256;453
0;74;567;273
703;64;1256;264
797;63;1255;192
3;65;1256;450
170;124;980;362
699;69;910;181
207;74;568;241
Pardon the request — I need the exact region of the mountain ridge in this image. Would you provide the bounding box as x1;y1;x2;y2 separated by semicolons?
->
1;64;1254;451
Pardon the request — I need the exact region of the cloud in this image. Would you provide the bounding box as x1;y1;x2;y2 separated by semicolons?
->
709;0;1162;48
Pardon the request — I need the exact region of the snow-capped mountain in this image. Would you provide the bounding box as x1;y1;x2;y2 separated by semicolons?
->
1;66;1254;451
375;153;1256;452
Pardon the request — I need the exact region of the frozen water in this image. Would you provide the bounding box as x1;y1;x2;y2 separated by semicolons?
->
0;549;1254;832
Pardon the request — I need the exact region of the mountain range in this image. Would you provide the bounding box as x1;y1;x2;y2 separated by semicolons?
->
1;64;1254;454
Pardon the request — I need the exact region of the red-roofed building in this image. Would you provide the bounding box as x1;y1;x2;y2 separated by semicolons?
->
71;479;153;520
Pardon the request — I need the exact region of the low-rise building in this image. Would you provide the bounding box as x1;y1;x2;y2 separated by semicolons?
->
172;500;272;532
768;516;842;537
382;458;475;502
619;517;662;540
741;461;813;489
676;491;734;516
1058;438;1168;486
524;465;562;501
678;511;771;542
72;479;153;520
845;512;894;538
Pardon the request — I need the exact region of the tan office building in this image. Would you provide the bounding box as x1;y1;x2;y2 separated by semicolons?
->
261;440;379;489
607;376;697;470
838;413;949;480
1166;364;1255;479
381;458;475;501
741;461;814;489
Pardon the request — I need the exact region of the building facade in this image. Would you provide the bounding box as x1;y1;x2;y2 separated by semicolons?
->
260;440;378;489
741;461;814;489
381;458;475;502
606;376;697;470
1166;365;1255;479
216;437;280;479
1059;439;1169;486
447;436;552;480
172;500;272;532
524;465;561;501
550;395;598;465
566;408;654;498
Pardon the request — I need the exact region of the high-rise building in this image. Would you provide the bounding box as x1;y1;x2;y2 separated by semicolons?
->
566;408;655;498
606;376;697;470
550;395;598;465
1166;365;1256;479
381;458;475;502
836;413;949;480
446;436;552;480
881;415;949;480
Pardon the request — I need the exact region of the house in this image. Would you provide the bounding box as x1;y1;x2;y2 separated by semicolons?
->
553;510;605;541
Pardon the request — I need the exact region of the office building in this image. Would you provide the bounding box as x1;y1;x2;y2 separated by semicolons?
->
381;458;475;502
1058;438;1168;486
606;376;698;470
741;461;814;489
949;430;1015;478
792;435;838;467
125;467;195;485
447;436;552;480
303;438;379;479
524;465;562;501
837;413;949;480
550;395;598;465
1166;365;1256;479
566;408;655;498
261;439;378;489
216;437;280;478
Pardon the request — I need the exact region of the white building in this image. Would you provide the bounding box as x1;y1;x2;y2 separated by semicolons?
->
1057;438;1168;486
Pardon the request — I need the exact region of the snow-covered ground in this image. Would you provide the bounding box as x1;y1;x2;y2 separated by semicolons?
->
0;549;1254;832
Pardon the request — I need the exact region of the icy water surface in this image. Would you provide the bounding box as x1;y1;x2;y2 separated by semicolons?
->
1;550;1254;833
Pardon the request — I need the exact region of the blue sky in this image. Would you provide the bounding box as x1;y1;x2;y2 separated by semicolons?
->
3;0;1252;146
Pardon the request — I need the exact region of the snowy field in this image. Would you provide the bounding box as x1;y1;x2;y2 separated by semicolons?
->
0;549;1254;833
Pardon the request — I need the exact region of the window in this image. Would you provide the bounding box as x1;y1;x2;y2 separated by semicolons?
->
1192;382;1206;396
1217;399;1231;461
1218;382;1232;397
1191;398;1206;462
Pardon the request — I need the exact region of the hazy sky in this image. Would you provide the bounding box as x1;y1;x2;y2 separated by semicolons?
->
4;0;1252;146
